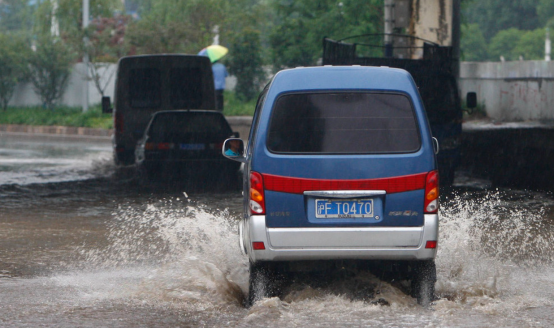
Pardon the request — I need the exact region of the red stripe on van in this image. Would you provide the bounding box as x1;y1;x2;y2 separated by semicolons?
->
262;172;427;194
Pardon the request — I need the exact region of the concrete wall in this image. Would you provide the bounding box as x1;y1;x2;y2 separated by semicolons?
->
460;61;554;121
8;62;237;108
10;63;117;108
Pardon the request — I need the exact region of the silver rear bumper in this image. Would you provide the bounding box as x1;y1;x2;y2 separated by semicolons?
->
241;214;438;262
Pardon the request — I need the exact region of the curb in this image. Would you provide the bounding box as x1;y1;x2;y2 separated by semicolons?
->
0;124;113;138
0;116;253;138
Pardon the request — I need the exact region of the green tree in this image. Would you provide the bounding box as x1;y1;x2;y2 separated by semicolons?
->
513;28;546;60
0;0;35;32
227;28;265;101
29;36;76;109
268;0;382;70
125;0;225;54
489;28;525;61
33;0;121;47
461;23;489;61
463;0;540;41
84;15;131;97
537;0;554;27
0;33;30;111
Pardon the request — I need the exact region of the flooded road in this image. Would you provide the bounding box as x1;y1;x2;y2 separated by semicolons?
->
1;133;554;327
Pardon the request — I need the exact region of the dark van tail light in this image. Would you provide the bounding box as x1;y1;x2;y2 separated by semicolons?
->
250;171;265;215
424;170;439;213
115;112;124;133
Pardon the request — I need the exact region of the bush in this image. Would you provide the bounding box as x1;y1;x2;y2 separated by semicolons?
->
0;33;30;110
29;36;75;109
227;28;265;101
222;91;257;116
0;105;113;129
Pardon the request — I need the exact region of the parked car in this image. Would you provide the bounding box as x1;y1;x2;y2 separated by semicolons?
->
223;66;439;307
136;110;241;187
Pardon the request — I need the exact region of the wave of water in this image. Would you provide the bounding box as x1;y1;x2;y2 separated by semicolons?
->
49;190;554;327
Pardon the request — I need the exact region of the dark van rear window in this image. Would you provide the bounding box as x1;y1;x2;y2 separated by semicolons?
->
170;68;204;109
129;68;161;108
148;112;232;142
267;92;420;153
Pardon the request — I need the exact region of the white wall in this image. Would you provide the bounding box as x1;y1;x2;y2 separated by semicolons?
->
460;61;554;121
9;63;117;108
9;62;237;109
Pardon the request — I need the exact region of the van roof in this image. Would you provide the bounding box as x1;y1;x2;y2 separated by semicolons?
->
271;66;416;93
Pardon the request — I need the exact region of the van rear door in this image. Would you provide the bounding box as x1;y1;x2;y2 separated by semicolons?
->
253;91;435;229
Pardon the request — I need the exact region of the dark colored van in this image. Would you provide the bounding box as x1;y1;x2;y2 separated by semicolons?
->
103;55;216;166
223;66;439;307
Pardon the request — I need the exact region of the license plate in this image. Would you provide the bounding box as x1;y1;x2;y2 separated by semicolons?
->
180;143;205;150
315;199;374;218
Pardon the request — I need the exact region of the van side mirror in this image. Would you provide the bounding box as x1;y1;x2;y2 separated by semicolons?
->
102;96;113;114
466;92;477;109
222;138;246;163
432;137;439;155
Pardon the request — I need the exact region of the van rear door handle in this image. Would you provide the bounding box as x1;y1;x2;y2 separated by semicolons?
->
304;190;387;198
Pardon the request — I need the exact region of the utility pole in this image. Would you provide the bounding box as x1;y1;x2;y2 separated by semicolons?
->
384;0;394;57
82;0;89;112
451;0;461;78
51;0;59;37
546;28;551;62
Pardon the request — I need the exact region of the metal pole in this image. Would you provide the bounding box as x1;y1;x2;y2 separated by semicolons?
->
82;0;89;112
384;0;394;57
452;0;461;78
546;28;551;62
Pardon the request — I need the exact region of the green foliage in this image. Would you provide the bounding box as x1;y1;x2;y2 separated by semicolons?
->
268;0;382;70
463;0;540;41
227;29;266;101
514;28;546;60
0;0;35;32
84;15;131;97
125;0;225;54
28;36;76;109
34;0;121;41
0;106;112;129
537;0;554;27
489;28;526;61
223;91;258;116
0;33;31;111
460;23;488;61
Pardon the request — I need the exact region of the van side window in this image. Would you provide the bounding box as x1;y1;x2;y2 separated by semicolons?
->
170;68;204;109
267;92;420;154
247;82;270;156
129;68;162;108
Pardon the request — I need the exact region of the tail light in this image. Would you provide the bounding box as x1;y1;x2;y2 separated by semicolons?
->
250;171;265;215
157;143;172;150
425;240;437;249
424;170;439;213
115;112;124;133
144;143;173;150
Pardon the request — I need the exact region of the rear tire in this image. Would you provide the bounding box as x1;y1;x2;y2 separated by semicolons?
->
246;262;284;308
411;260;436;307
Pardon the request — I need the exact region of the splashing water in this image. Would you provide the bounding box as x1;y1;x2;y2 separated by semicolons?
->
436;189;554;307
71;197;248;311
47;189;554;327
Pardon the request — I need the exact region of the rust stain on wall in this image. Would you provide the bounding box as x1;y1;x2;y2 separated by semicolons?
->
437;0;449;45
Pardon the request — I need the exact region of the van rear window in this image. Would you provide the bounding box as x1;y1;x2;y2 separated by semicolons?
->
129;69;161;108
170;68;204;109
267;92;420;153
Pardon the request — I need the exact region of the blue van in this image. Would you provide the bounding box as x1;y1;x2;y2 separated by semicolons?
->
223;66;439;307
